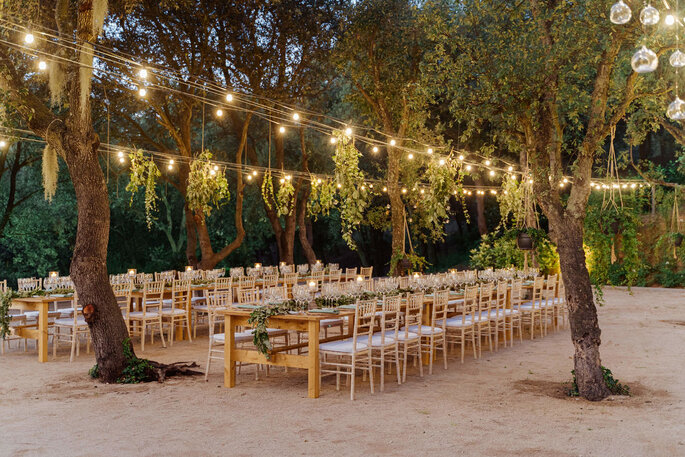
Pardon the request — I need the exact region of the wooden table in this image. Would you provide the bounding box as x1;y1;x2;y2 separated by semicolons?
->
218;308;354;398
10;296;63;362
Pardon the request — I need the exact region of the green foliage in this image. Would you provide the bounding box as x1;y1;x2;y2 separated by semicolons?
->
415;159;462;242
89;364;99;379
186;150;230;217
307;178;337;220
261;170;274;211
497;175;526;229
333;134;369;249
275;176;295;217
568;366;630;397
247;301;307;359
118;338;153;383
1;288;75;339
389;248;429;276
584;196;641;289
469;228;559;275
126;149;161;229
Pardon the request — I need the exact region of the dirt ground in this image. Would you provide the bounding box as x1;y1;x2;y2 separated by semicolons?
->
0;287;683;457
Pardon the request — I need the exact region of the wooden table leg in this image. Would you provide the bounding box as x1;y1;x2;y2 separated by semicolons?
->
224;315;236;388
307;320;320;398
38;302;48;363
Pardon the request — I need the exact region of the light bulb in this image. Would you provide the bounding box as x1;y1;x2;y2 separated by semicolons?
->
169;159;174;165
247;175;252;181
640;4;660;26
139;68;148;79
610;0;632;24
252;170;257;176
119;157;125;163
489;170;495;177
372;146;379;153
458;155;464;161
665;14;675;26
345;127;352;136
465;165;472;171
337;183;341;189
117;151;124;158
213;165;219;171
24;33;35;44
0;140;6;148
631;46;658;73
427;148;433;154
485;160;491;166
216;108;223;117
317;178;322;184
563;178;568;183
490;190;496;195
210;169;216;176
667;97;685;120
401;188;407;194
293;112;300;121
507;166;513;172
168;164;173;170
439;159;445;165
285;175;292;180
330;137;337;144
280;178;285;184
138;87;147;97
630;183;636;188
382;186;387;192
279;126;285;134
226;93;233;102
389;139;396;146
38;60;47;70
670;50;685;68
407;153;414;160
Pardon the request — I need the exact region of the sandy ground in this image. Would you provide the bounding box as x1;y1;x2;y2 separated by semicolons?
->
0;287;684;457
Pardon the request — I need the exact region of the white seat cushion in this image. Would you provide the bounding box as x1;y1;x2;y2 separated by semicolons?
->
366;333;396;347
403;324;443;335
442;316;473;328
160;308;186;316
129;311;160;318
192;304;208;311
212;332;253;344
448;299;464;306
191;296;206;302
379;330;418;342
319;338;368;353
54;317;87;327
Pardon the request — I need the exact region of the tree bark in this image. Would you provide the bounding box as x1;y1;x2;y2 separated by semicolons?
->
548;216;610;401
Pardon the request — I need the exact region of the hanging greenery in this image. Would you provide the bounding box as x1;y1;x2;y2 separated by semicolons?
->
247;301;307;358
261;169;275;211
333;134;370;249
41;144;58;202
307;177;337;220
126;149;161;229
497;174;526;228
275;176;295;216
415;158;461;241
186;150;230;217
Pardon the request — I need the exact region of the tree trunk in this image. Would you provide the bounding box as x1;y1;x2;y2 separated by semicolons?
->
387;145;404;272
549;216;610;401
64;138;129;383
297;190;317;264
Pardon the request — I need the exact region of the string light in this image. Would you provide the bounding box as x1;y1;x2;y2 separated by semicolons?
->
285;174;292;181
119;156;125;164
138;87;147;97
666;14;676;25
24;32;34;44
345;127;352;136
458;155;464;161
210;169;216;176
252;170;257;176
279;126;285;134
0;140;7;148
465;165;472;171
485;160;491;166
337;183;342;189
489;170;495;177
439;159;445;165
372;146;379;153
247;174;252;181
280;178;285;184
213;165;219;171
139;68;148;79
563;178;568;183
382;186;387;192
38;60;47;70
389;139;396;146
420;189;425;194
330;137;337;144
117;151;124;159
293;112;300;121
427;148;433;154
407;153;414;160
401;188;407;194
490;189;497;195
226;93;233;102
216;108;223;117
507;166;513;172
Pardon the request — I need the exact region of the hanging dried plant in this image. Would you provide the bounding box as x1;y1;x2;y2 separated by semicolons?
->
92;0;108;37
79;43;94;114
42;144;58;202
48;62;66;107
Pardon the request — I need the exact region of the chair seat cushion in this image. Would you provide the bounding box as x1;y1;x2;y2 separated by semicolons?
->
442;316;473;328
129;311;160;318
191;296;206;302
403;324;443;335
160;308;186;316
376;330;418;342
319;338;368;353
366;333;396;347
192;304;208;311
448;298;464;306
212;332;253;344
54;317;87;327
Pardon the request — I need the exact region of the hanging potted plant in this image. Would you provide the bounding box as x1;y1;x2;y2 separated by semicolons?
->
516;231;534;250
674;233;684;248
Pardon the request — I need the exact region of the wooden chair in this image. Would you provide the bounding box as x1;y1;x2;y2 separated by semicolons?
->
17;277;41;291
369;295;402;391
282;272;299;297
154;270;176;282
52;293;90;362
262;273;279;288
113;282;133;331
398;292;423;382
519;276;545;339
161;279;193;345
327;269;341;283
320;299;375;400
543;274;558;334
1;314;27;354
402;289;448;374
345;267;358;281
128;281;166;351
229;267;245;278
309;270;324;286
554;276;567;328
360;266;373;279
238;276;256;290
238;287;260;305
475;282;494;357
492;281;508;350
444;285;478;363
506;279;524;344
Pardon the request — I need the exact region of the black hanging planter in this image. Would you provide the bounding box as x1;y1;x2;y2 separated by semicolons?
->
675;233;684;248
397;258;413;276
610;220;620;234
517;232;534;250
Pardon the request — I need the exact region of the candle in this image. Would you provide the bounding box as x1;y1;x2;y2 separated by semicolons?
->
413;272;420;278
308;281;316;288
185;265;193;271
128;269;136;276
255;263;261;269
356;275;363;282
280;261;286;267
49;271;58;278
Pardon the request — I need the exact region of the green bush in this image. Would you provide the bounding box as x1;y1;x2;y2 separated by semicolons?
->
469;228;559;275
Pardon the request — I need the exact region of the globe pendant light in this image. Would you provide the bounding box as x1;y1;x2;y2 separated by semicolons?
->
610;0;632;24
631;46;658;73
640;4;660;25
671;50;685;67
667;97;685;119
